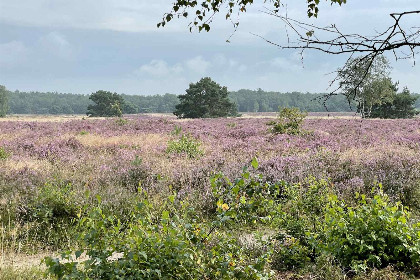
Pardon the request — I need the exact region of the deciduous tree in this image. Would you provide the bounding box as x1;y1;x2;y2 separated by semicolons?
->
337;56;395;118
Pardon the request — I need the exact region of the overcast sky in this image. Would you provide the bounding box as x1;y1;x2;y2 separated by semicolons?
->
1;0;419;95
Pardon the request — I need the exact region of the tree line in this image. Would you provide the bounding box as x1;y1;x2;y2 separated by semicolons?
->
0;87;393;115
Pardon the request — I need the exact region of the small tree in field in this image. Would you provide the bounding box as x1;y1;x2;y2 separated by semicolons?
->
87;90;124;117
0;85;8;117
268;107;307;135
338;56;395;118
174;77;237;118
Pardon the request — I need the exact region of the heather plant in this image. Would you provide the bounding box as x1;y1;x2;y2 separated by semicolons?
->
44;191;273;280
267;107;307;135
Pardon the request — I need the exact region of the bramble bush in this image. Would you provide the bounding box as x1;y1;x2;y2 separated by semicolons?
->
272;181;420;275
211;158;284;225
44;189;273;280
267;107;307;135
272;178;331;270
322;188;420;273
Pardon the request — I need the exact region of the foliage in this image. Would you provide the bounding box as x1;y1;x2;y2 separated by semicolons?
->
86;90;125;117
8;88;407;115
0;85;9;117
0;146;10;160
158;0;347;32
338;56;395;118
0;266;52;280
274;181;420;274
174;77;238;118
370;87;419;119
211;157;284;225
44;191;273;280
230;89;359;112
272;178;331;270
121;100;138;114
267;107;307;135
322;189;420;272
166;126;204;158
115;117;129;126
17;181;80;249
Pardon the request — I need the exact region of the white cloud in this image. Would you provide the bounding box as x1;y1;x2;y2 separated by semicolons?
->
135;60;184;77
185;56;211;74
0;0;186;32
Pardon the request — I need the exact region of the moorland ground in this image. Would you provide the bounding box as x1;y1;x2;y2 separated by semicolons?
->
0;114;419;279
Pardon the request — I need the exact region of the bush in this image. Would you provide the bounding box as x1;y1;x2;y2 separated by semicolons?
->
272;181;420;275
272;178;332;270
322;188;420;273
166;127;203;158
267;107;307;135
211;158;284;225
115;117;129;126
0;146;10;159
17;181;80;249
44;191;273;280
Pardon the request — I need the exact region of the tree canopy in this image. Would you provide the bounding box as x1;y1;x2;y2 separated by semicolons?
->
158;0;347;32
87;90;125;117
174;77;238;118
337;56;395;118
370;87;419;119
0;85;9;117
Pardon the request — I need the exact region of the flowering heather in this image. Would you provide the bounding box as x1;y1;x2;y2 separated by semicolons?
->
0;116;419;219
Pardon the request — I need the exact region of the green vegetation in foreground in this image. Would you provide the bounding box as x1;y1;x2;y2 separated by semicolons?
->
0;266;51;280
40;159;420;280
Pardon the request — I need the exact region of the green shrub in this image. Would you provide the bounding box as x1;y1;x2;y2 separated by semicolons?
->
272;178;332;270
166;127;203;158
115;117;129;126
211;158;284;225
322;188;420;273
44;191;273;279
267;107;307;135
271;236;311;271
0;146;10;159
18;181;80;249
273;180;420;275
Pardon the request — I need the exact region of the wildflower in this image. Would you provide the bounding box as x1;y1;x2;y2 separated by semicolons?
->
222;203;229;211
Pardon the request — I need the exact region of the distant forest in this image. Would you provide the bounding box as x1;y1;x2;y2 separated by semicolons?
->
7;89;420;115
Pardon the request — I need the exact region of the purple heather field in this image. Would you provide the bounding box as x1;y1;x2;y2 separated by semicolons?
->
0;116;419;211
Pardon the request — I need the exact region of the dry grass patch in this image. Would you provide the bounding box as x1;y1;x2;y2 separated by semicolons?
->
74;133;169;149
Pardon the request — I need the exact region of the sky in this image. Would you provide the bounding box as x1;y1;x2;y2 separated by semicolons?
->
0;0;419;95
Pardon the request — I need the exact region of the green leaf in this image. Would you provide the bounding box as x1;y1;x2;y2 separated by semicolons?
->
251;157;258;169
